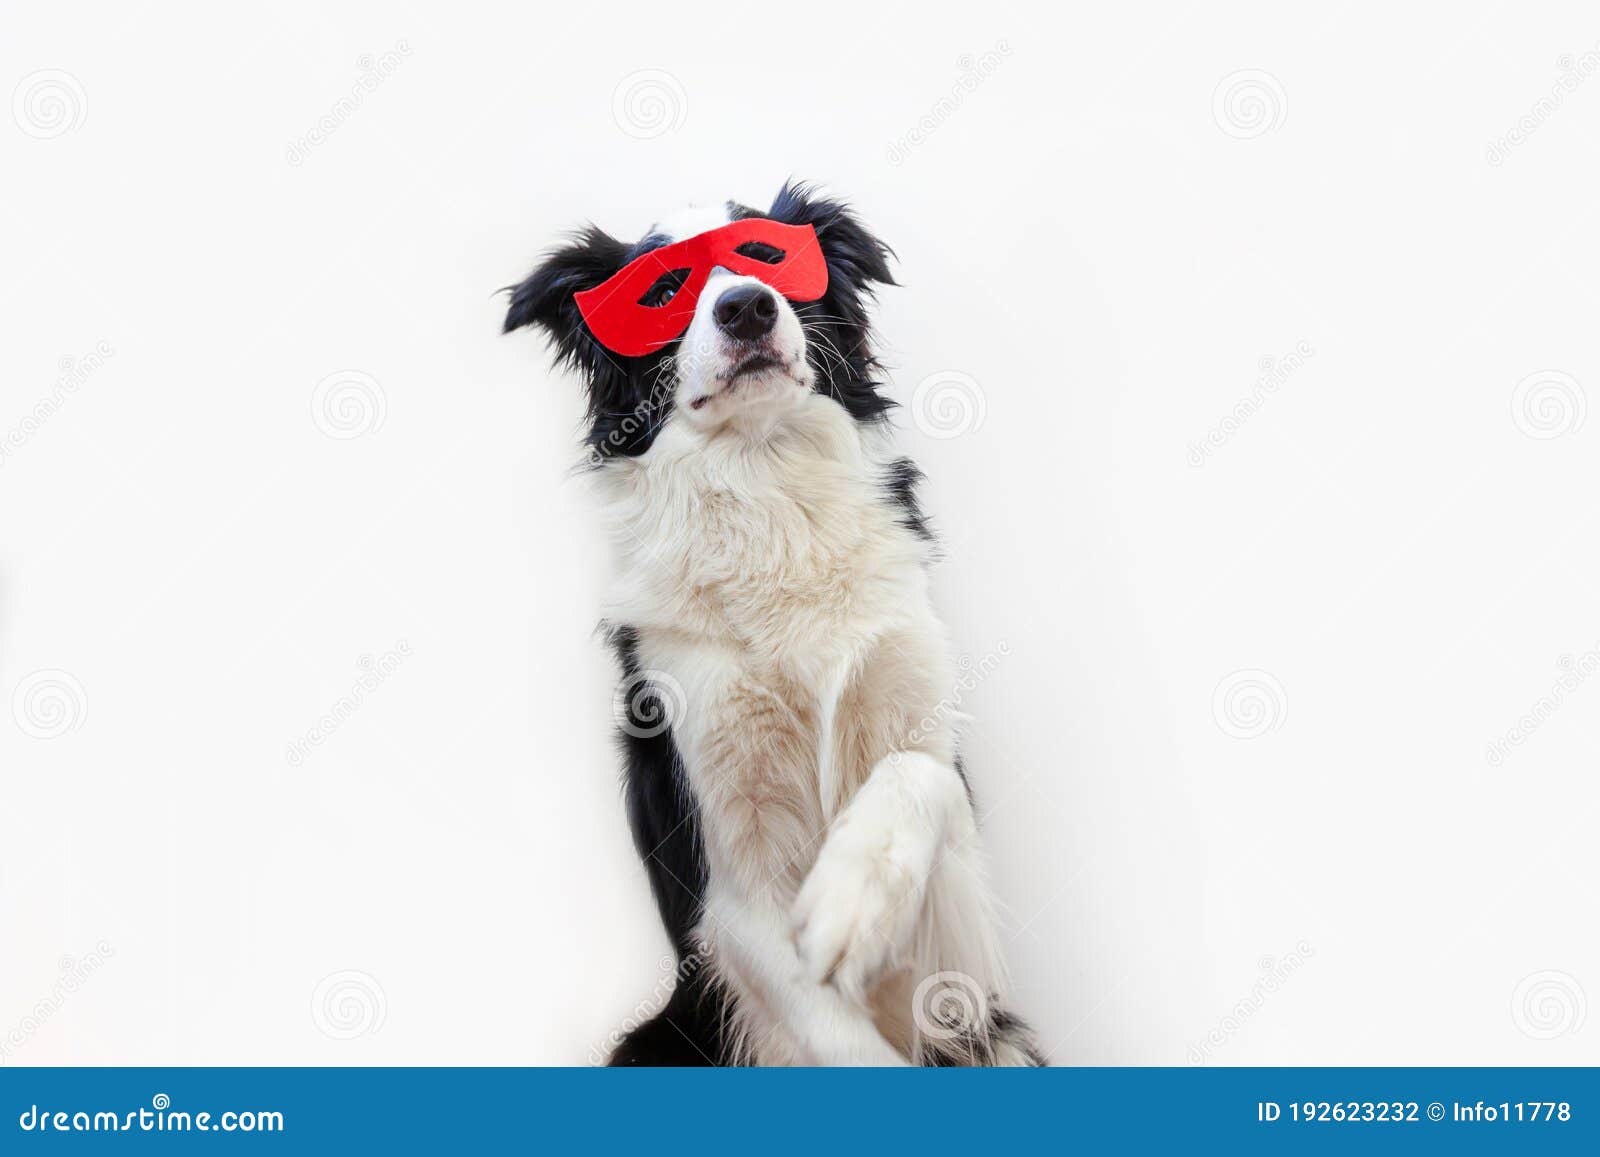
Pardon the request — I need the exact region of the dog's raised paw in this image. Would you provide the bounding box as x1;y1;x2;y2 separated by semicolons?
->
791;810;936;1001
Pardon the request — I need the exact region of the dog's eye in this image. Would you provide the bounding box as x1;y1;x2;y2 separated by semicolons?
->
734;241;786;264
638;269;690;308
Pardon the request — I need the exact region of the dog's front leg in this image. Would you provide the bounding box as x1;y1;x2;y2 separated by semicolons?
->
791;750;967;1004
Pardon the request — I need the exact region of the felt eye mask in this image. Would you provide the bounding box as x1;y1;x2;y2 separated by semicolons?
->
574;218;829;356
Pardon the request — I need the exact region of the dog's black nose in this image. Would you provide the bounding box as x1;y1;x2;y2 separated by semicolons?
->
712;285;778;342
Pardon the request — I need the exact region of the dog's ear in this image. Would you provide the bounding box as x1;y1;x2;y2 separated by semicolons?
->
502;226;631;355
767;181;896;291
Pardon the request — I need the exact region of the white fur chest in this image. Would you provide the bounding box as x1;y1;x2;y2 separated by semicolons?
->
596;398;956;895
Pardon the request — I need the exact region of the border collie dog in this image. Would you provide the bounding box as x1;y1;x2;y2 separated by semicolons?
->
505;183;1040;1066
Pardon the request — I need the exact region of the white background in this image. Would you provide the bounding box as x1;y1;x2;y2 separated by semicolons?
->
3;2;1597;1066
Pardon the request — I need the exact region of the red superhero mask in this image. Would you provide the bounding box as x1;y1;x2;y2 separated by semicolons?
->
574;218;829;356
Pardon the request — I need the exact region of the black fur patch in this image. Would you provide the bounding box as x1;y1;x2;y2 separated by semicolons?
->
921;1006;1047;1067
607;963;734;1067
881;456;934;541
605;626;737;1065
608;626;708;955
